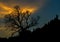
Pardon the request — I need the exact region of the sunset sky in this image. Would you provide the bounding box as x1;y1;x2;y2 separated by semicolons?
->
0;0;60;24
0;0;60;38
0;0;44;15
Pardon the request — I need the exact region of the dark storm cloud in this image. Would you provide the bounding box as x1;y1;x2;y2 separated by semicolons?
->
0;0;41;3
0;0;46;8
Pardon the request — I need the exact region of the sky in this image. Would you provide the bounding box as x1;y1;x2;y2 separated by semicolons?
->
0;0;60;25
37;0;60;27
0;0;60;38
0;0;45;18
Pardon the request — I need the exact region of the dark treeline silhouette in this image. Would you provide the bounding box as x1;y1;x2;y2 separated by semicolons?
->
0;5;60;41
0;15;60;42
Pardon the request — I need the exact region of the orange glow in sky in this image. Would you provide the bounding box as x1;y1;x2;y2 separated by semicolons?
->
0;3;14;14
20;7;37;13
0;3;37;15
0;3;13;14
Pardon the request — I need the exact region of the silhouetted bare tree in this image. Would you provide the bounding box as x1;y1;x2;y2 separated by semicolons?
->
5;5;40;32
